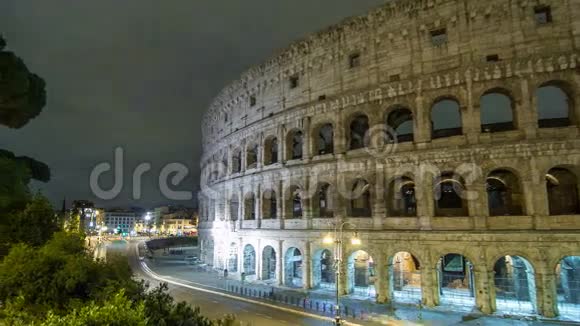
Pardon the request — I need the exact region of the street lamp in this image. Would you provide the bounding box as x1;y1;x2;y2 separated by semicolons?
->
323;222;361;326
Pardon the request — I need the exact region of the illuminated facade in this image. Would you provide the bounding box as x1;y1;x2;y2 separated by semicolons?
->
198;0;580;319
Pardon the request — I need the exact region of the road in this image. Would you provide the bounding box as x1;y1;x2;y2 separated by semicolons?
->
117;240;336;326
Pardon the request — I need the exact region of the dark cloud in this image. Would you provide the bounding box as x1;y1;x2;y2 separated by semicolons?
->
0;0;385;208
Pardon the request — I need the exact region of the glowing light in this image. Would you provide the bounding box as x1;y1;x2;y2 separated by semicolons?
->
323;234;334;244
351;232;361;246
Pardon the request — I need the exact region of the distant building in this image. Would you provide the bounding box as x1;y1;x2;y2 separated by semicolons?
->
71;200;96;231
103;210;137;235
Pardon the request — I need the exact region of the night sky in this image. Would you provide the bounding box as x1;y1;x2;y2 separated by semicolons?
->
0;0;385;209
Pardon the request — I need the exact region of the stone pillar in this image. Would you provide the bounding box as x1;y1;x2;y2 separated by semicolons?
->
535;270;558;318
519;78;538;140
373;167;386;230
303;179;314;230
470;182;488;230
238;187;244;229
303;116;312;162
278;125;286;163
240;140;247;174
256;240;262;280
473;266;494;314
335;111;347;155
237;238;244;275
421;265;438;307
463;77;480;145
277;240;284;286
414;95;430;147
256;184;262;229
338;249;348;295
375;253;390;304
416;173;433;230
303;241;312;289
276;180;284;229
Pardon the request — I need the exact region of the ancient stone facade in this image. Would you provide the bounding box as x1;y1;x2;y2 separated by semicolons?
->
198;0;580;319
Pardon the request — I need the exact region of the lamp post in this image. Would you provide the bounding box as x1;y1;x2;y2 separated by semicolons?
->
323;222;361;326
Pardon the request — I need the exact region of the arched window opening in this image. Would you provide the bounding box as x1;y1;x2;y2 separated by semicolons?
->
386;107;414;143
246;143;258;169
244;193;256;220
390;252;422;304
434;173;468;217
284;247;303;288
347;251;376;298
317;183;334;218
556;256;580;320
243;244;256;276
232;149;242;174
350;179;372;217
292;188;303;218
431;99;462;139
228;243;238;273
262;190;277;219
261;246;277;281
480;91;515;133
438;254;475;308
536;83;572;128
264;137;278;165
317;123;334;155
287;130;303;160
486;170;523;216
546;168;580;215
494;255;537;315
387;177;417;217
350;115;369;150
313;249;335;289
229;195;239;221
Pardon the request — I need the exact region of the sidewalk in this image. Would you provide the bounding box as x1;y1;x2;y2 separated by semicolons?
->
145;258;575;326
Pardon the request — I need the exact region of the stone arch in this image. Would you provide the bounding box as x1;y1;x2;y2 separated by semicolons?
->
243;244;256;276
262;189;277;219
385;105;414;143
480;88;516;133
264;136;279;165
228;242;238;273
229;193;239;221
286;129;303;160
347;250;376;298
546;167;580;215
261;245;277;281
437;253;476;308
313;122;334;155
284;247;303;288
244;192;256;220
431;97;462;139
389;251;422;304
536;80;575;128
312;248;335;289
246;142;258;169
349;178;372;217
434;172;468;217
285;185;303;219
387;176;417;217
349;113;370;150
493;255;538;315
313;182;334;218
486;169;524;216
555;256;580;320
232;147;242;173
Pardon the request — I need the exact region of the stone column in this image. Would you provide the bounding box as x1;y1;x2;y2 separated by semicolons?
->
237;237;244;275
414;95;430;147
256;184;262;229
469;182;488;230
473;266;494;314
277;240;284;286
338;248;348;295
335;110;347;156
278;125;286;163
256;239;262;280
373;167;386;230
303;179;314;230
519;78;538;140
421;250;438;307
303;241;312;289
240;140;247;174
416;173;433;230
238;187;244;230
463;77;480;145
375;253;390;304
535;270;558;318
303;116;312;162
277;180;284;229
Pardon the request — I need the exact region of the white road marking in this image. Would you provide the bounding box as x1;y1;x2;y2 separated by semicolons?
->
135;243;361;326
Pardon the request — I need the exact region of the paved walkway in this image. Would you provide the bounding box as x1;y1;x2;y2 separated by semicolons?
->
144;258;577;325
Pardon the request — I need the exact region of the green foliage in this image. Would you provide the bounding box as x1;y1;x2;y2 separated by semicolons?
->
4;194;58;247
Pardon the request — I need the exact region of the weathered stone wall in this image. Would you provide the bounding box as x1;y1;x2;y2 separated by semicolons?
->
198;0;580;318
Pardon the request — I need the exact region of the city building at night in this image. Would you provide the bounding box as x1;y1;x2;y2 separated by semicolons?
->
198;0;580;319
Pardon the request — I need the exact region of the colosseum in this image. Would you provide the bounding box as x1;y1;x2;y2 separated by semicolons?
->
198;0;580;320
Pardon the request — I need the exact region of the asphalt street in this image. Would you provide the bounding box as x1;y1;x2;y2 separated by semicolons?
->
117;240;336;326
